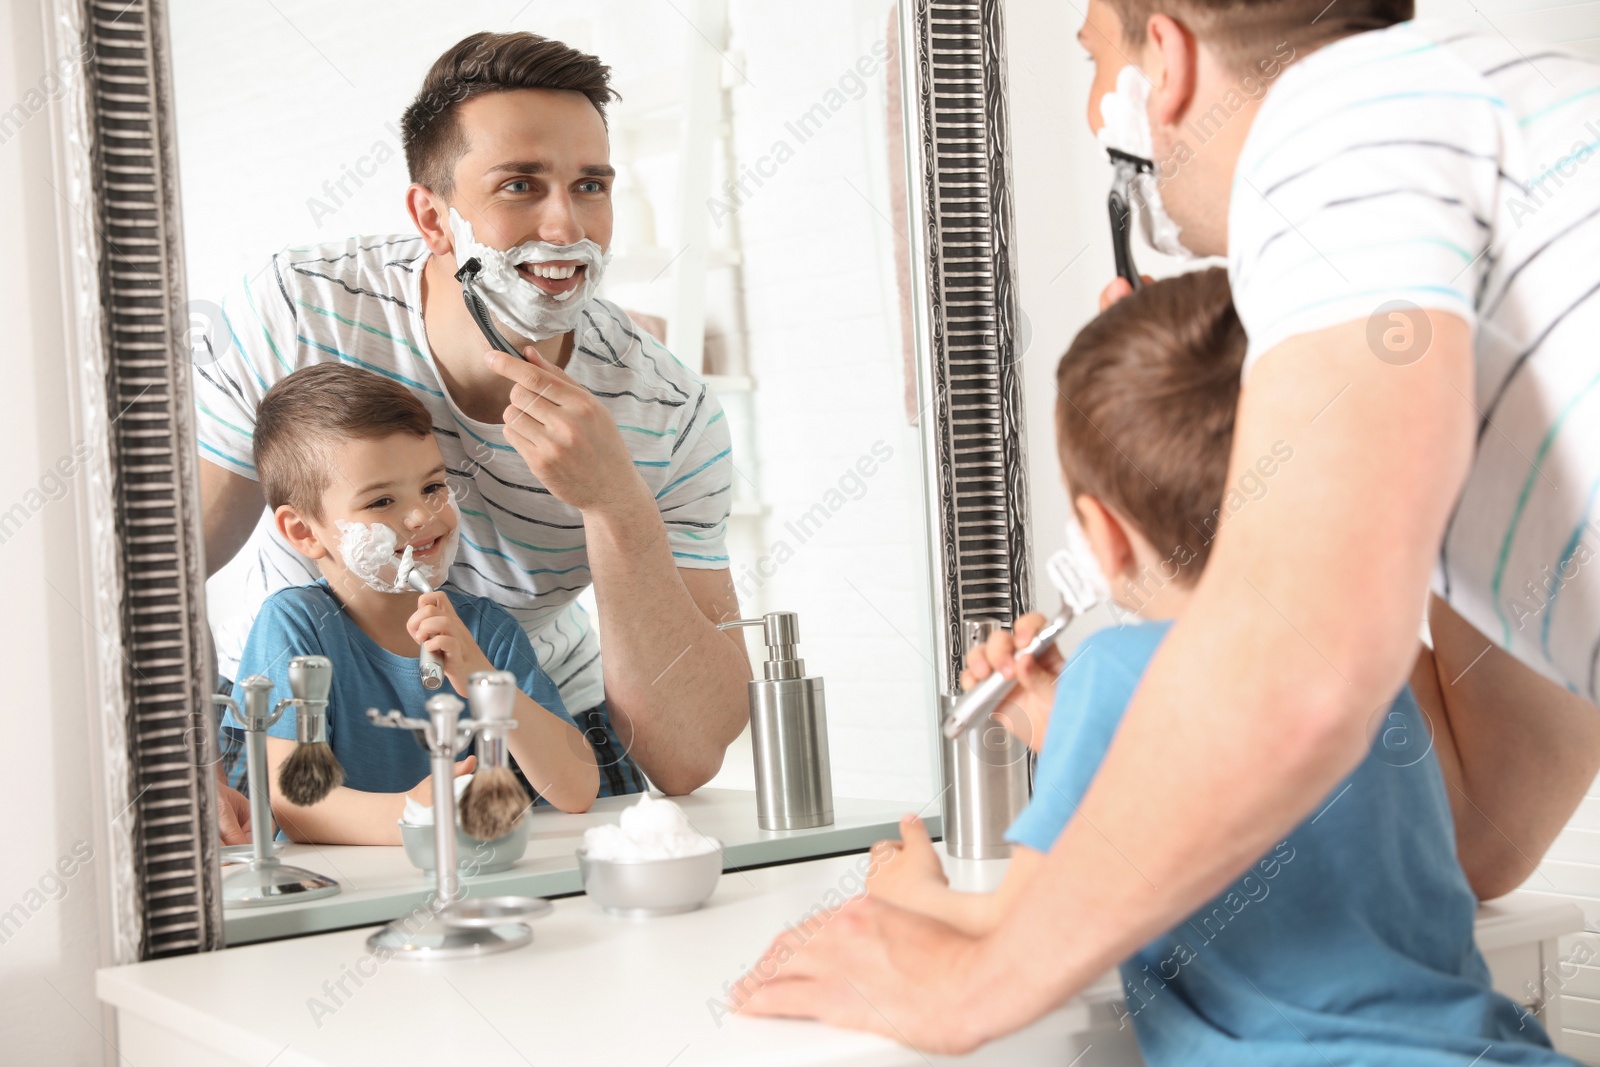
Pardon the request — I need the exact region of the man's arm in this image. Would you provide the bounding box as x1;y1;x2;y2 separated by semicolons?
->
739;314;1476;1051
583;490;752;794
487;348;753;795
1417;595;1600;899
201;459;265;578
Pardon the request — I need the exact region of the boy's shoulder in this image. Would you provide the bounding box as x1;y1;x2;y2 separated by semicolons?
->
253;581;344;630
1067;619;1171;678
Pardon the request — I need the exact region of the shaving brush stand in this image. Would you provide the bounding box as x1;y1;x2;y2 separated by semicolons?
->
214;669;341;909
364;692;549;960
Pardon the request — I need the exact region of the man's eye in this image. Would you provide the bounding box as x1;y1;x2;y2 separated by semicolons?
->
579;180;607;194
506;179;530;193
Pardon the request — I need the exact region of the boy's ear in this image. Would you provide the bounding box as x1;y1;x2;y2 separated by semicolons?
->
275;504;330;560
1075;494;1136;583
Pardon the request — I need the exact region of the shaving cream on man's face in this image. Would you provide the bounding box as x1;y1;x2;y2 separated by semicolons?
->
447;207;611;343
334;520;458;594
1096;64;1193;259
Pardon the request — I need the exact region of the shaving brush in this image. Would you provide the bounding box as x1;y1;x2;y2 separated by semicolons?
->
277;656;345;807
459;671;527;841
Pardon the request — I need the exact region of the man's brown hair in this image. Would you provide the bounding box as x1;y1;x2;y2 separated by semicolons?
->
1055;267;1245;580
1105;0;1412;71
401;31;619;198
254;363;433;520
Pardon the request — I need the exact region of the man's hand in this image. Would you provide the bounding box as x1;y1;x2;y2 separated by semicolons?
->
405;755;477;807
735;895;990;1054
1098;274;1153;311
959;612;1063;751
217;777;254;845
866;815;949;911
408;591;494;694
485;348;643;513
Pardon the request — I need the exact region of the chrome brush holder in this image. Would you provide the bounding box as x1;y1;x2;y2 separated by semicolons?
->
467;671;518;789
214;668;341;909
364;691;547;961
288;655;333;747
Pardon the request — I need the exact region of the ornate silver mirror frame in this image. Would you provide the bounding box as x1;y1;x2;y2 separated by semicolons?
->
49;0;221;962
55;0;1028;961
902;0;1032;694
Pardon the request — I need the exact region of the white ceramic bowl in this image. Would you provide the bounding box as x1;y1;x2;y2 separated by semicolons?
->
576;843;723;917
399;819;530;875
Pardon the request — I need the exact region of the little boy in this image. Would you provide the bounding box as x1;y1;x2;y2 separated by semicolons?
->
868;269;1574;1065
225;363;598;845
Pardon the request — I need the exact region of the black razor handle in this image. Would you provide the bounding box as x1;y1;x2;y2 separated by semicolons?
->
1108;188;1142;291
1105;148;1151;292
454;258;524;357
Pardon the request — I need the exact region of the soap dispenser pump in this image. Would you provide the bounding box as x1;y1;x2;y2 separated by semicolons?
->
718;611;834;830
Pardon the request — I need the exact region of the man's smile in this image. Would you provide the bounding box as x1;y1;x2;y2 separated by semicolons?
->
516;260;585;297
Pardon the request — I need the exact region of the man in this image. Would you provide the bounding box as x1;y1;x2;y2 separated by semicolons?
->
737;0;1600;1052
198;32;751;797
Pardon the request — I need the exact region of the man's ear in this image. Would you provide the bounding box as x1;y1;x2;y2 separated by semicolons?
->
275;504;330;561
1145;13;1198;129
1075;494;1135;584
405;184;454;257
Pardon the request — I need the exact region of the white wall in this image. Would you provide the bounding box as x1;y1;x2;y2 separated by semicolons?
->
0;3;108;1063
718;0;938;802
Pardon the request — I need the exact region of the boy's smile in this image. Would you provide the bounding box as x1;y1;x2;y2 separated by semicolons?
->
293;431;458;591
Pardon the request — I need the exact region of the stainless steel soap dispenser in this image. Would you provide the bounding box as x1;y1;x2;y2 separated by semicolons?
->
718;611;834;830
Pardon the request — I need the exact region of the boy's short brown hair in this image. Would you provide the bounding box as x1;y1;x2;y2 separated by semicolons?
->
401;32;619;198
1055;267;1245;580
253;363;433;520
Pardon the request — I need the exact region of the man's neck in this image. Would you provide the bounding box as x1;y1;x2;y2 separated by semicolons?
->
418;252;574;423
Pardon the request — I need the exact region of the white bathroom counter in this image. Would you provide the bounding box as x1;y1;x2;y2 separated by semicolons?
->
100;849;1585;1066
100;852;1139;1067
224;788;941;945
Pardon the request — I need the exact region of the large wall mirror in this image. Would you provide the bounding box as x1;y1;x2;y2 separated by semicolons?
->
68;0;1030;956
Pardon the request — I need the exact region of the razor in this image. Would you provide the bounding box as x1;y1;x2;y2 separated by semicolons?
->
1106;147;1154;292
455;258;523;357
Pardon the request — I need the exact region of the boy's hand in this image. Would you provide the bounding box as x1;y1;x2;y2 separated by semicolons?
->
958;613;1063;752
867;815;948;910
408;591;494;693
405;755;477;807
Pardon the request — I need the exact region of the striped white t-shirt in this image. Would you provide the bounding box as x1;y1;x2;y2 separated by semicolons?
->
194;235;733;713
1230;20;1600;700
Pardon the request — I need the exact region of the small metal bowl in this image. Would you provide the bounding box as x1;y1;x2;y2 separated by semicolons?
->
576;842;724;917
399;819;530;875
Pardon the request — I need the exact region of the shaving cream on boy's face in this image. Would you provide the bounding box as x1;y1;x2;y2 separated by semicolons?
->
447;207;611;342
1096;64;1194;259
334;518;459;594
1062;511;1113;605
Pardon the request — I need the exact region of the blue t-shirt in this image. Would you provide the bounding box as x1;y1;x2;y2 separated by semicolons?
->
1007;621;1573;1067
226;580;574;797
